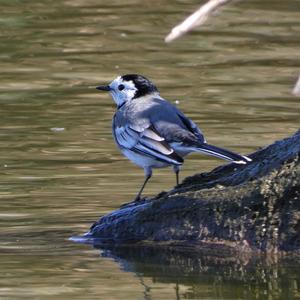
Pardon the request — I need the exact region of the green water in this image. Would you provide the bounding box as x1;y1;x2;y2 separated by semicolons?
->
0;0;300;299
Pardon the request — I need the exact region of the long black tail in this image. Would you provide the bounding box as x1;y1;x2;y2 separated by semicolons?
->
197;143;252;164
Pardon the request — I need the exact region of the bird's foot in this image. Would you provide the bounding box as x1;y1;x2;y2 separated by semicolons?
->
120;196;147;209
134;195;141;202
134;196;148;203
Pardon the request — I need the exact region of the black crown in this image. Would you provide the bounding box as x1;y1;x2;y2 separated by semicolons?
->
121;74;158;99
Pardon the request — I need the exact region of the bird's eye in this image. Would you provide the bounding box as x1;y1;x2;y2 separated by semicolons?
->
118;84;125;91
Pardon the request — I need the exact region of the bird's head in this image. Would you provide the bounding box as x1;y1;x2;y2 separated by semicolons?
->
96;74;159;108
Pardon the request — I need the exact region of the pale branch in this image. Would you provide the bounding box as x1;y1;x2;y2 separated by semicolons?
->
292;75;300;96
165;0;235;43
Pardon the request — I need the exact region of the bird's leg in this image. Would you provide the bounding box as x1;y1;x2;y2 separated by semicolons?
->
134;168;152;201
173;165;180;186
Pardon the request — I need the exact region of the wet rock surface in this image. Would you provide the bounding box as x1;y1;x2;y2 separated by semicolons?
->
85;130;300;253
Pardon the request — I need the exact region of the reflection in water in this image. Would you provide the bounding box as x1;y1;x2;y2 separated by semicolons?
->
98;244;300;300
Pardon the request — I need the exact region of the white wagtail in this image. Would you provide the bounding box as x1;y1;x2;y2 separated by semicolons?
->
96;74;252;201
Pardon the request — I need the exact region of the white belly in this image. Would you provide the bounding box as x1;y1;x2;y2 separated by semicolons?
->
122;149;169;169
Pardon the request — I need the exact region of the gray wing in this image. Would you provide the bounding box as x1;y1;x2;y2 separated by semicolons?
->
133;97;206;146
113;97;206;165
113;112;183;165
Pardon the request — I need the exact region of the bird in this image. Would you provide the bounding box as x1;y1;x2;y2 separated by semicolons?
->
96;74;251;201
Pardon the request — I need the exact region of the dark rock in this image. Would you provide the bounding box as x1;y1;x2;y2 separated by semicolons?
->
84;130;300;253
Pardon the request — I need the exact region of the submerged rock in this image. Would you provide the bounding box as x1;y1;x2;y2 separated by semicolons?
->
84;130;300;253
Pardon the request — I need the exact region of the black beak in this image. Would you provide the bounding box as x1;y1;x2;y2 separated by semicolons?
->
96;85;111;91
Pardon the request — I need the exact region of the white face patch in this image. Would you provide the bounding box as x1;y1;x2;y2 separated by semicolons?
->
108;76;137;107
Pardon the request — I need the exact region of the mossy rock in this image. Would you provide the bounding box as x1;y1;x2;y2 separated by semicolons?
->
84;130;300;254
